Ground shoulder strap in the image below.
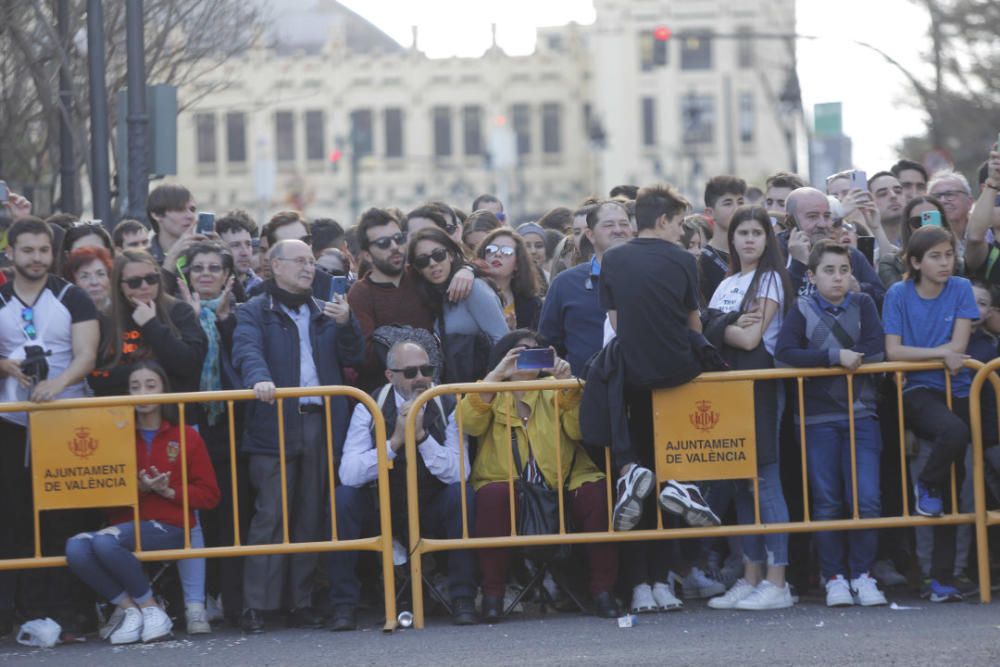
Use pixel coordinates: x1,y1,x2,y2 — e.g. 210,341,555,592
806,296,856,349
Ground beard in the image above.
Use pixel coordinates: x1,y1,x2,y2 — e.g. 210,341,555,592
372,252,404,277
14,260,50,281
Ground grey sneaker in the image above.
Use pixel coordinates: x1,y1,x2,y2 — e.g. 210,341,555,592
613,465,654,531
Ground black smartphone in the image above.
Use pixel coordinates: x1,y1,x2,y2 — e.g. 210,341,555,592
856,236,875,267
516,348,555,370
196,212,215,234
330,276,349,298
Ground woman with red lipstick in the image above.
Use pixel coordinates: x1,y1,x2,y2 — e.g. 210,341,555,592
475,228,543,330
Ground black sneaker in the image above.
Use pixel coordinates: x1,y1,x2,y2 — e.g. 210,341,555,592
613,465,655,531
240,608,265,634
658,480,721,527
327,604,357,632
452,597,478,626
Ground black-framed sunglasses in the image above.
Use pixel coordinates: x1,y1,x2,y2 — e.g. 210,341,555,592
412,247,450,270
388,364,435,379
484,245,516,258
907,216,923,229
121,273,161,289
370,232,408,250
21,307,37,340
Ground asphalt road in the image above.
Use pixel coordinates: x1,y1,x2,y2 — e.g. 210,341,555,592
3,591,999,666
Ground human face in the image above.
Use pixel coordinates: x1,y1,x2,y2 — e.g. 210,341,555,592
120,229,150,252
482,235,518,280
464,230,488,252
189,251,229,299
385,344,434,400
911,240,955,286
152,199,196,240
120,261,161,305
364,222,406,277
906,202,940,232
272,221,310,245
808,251,852,305
316,249,347,276
685,230,705,258
827,177,851,202
413,239,453,286
523,233,546,269
897,168,927,202
571,214,588,250
479,200,503,217
870,174,905,221
128,367,164,416
929,177,972,224
255,236,270,278
972,285,991,324
71,233,106,252
765,186,793,213
835,221,859,247
74,259,111,309
270,241,315,293
220,229,253,274
585,204,632,255
795,193,834,243
732,219,767,267
8,233,53,281
707,193,745,232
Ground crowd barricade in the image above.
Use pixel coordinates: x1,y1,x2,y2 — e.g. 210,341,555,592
403,360,995,629
0,386,399,632
969,358,1000,603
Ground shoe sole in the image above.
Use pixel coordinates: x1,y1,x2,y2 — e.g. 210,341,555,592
187,625,213,634
613,469,654,531
735,600,794,611
826,598,855,607
141,629,172,643
855,596,888,607
109,634,141,645
658,492,720,527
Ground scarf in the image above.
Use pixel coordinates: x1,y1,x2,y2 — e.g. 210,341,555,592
197,295,224,425
265,279,313,309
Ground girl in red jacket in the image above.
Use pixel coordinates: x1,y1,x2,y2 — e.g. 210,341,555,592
66,361,220,645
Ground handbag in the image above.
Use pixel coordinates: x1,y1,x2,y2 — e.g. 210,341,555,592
437,313,491,383
511,427,576,561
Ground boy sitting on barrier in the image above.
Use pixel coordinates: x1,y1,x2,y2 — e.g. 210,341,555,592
775,240,889,608
330,339,478,630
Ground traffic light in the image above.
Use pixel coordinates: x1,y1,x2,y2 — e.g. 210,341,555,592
653,26,671,66
329,148,342,172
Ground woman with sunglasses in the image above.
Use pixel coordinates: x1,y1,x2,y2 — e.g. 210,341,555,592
89,250,207,397
475,229,543,330
409,228,508,383
878,195,961,288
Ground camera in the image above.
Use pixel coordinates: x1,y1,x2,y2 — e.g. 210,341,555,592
21,345,51,384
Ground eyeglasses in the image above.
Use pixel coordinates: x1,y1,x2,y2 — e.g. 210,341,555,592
484,245,516,258
275,256,316,268
907,216,924,228
369,232,407,250
190,263,225,275
931,190,969,200
388,364,435,379
412,247,450,269
121,273,161,289
21,307,36,340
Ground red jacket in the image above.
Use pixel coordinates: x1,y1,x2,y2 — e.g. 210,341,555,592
108,421,220,528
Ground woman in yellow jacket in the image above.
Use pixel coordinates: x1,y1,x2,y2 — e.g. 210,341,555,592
461,329,619,622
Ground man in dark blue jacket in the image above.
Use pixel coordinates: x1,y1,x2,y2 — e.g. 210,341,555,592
233,239,364,634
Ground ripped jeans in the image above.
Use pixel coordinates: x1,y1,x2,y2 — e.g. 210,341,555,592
66,520,184,606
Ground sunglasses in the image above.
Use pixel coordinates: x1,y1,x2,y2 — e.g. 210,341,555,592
484,245,516,258
121,273,161,289
412,247,450,269
21,307,36,340
389,364,435,379
190,263,225,274
370,232,407,250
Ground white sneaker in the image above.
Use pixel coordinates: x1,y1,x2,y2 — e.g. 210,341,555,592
871,559,908,588
630,583,658,614
658,480,721,527
735,580,795,611
108,607,143,645
140,606,173,643
851,573,888,607
707,578,755,609
186,603,212,635
613,465,655,531
99,606,125,641
825,575,855,607
651,582,683,611
673,567,726,599
205,594,224,623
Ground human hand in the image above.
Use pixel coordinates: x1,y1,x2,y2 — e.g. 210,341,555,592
0,358,30,388
485,346,525,382
3,193,32,220
550,356,572,380
131,299,157,327
216,276,235,320
254,381,276,404
788,229,811,264
942,350,970,375
145,467,174,498
30,378,65,402
176,277,201,312
323,294,350,324
446,266,474,303
735,303,763,328
838,349,864,372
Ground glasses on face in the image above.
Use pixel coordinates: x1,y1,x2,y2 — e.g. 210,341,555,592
412,247,450,269
121,273,161,289
275,256,316,268
484,244,516,258
907,216,924,229
190,263,225,275
21,307,36,340
369,232,407,250
388,364,435,379
931,190,968,200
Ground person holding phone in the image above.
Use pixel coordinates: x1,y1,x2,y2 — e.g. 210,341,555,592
461,330,620,621
963,144,1000,279
878,196,957,289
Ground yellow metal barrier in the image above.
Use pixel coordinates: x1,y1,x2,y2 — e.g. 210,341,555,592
0,386,398,632
404,360,992,628
968,358,1000,603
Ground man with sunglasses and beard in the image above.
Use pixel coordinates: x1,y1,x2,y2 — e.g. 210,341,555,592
329,340,476,630
0,217,99,636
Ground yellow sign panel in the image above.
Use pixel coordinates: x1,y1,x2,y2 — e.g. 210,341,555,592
653,380,757,482
30,407,137,511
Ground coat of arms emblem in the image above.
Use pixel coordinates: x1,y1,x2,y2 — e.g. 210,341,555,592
68,427,98,458
689,400,719,432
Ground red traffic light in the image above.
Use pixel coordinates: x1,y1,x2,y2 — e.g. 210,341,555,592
653,26,672,41
328,148,343,163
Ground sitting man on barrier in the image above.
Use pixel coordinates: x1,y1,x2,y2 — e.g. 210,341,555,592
329,339,477,630
233,238,364,634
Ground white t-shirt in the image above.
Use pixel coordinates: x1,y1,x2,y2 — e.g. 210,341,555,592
708,269,784,356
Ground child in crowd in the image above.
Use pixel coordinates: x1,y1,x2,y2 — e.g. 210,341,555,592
775,240,888,607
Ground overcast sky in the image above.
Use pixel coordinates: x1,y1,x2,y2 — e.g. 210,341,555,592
337,0,932,173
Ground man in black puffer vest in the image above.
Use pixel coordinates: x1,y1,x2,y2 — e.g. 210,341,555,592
328,340,477,630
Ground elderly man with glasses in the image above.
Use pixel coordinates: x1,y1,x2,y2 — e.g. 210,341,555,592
928,170,975,251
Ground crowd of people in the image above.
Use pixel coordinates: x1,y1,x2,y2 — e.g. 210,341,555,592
1,141,999,644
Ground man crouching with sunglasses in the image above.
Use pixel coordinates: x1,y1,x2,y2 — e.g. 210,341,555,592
329,339,477,630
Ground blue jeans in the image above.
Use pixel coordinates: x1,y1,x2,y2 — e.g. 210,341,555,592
732,461,790,566
804,417,882,579
66,521,184,605
175,518,206,605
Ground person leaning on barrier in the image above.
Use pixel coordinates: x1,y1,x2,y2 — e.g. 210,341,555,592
462,330,620,622
232,239,364,634
328,340,477,630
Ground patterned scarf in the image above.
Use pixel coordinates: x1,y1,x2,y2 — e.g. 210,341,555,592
197,295,224,425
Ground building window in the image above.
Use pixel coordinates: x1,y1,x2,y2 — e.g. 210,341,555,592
350,109,373,157
641,97,656,147
681,94,715,144
680,30,713,71
739,92,755,143
736,26,754,68
432,106,452,158
195,113,216,164
304,110,325,161
275,111,295,162
225,112,245,163
384,107,403,158
541,103,561,154
639,30,655,71
463,105,483,156
511,104,531,156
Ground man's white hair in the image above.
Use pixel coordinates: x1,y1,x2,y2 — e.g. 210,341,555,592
928,169,971,195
